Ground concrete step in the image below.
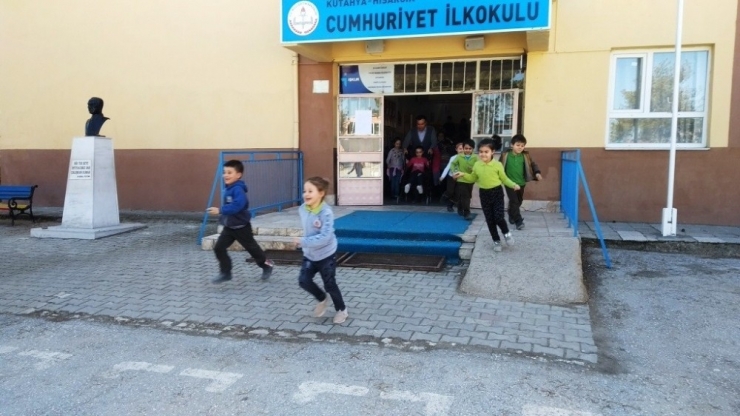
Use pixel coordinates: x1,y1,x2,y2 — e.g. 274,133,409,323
202,234,298,251
204,233,476,262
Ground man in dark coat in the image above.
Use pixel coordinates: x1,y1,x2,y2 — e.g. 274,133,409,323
403,115,437,156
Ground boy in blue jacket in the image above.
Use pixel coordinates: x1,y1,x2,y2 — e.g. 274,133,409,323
207,159,274,283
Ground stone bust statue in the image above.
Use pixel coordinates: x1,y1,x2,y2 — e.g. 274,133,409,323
85,97,109,136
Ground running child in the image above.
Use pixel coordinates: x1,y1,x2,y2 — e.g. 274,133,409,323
294,177,348,324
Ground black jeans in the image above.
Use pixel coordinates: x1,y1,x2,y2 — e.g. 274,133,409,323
505,186,526,226
444,176,456,203
479,186,510,242
298,254,346,311
214,224,268,273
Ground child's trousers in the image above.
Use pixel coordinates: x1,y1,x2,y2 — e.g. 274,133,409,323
299,253,346,311
479,186,510,242
214,224,268,273
506,186,526,226
455,182,474,214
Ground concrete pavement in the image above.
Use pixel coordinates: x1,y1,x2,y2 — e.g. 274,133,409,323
1,208,597,364
5,206,737,365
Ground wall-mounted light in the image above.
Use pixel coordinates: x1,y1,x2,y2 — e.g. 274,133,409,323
464,36,484,51
366,40,384,54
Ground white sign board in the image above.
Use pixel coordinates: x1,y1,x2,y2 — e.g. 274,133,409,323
69,159,93,180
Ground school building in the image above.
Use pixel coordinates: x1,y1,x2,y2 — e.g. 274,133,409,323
1,0,739,225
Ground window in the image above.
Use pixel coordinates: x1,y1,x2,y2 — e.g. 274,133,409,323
607,49,709,148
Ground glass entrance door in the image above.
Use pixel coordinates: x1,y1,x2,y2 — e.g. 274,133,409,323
471,89,520,150
336,95,384,205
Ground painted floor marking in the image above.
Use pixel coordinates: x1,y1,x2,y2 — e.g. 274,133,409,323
0,346,19,354
380,390,453,416
179,368,244,392
522,405,600,416
294,381,453,416
17,350,72,370
293,381,370,403
105,361,175,378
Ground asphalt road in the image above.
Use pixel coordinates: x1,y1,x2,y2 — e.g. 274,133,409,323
1,246,738,415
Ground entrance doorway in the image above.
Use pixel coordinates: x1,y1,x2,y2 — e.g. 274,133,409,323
335,58,523,206
383,94,472,205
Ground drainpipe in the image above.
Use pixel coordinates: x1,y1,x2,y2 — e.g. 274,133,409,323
661,0,684,237
292,53,300,150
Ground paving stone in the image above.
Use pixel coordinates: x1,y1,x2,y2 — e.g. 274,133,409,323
253,320,282,329
207,316,235,325
500,341,533,352
533,344,565,358
375,322,406,331
429,327,460,337
302,324,332,334
439,335,471,345
277,322,308,332
379,330,413,341
410,332,441,343
161,313,188,322
469,338,501,349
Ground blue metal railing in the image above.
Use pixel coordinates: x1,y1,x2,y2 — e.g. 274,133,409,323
561,150,612,268
197,151,303,245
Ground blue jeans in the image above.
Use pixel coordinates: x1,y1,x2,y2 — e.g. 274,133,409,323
298,254,346,311
390,170,402,197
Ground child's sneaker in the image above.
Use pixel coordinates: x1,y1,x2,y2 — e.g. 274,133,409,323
493,241,502,252
516,222,525,230
261,260,274,280
211,272,232,284
416,185,424,194
404,183,411,194
314,296,329,317
504,232,514,245
333,308,349,324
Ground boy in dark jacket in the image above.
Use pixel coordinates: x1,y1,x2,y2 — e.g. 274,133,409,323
207,159,274,283
499,134,543,230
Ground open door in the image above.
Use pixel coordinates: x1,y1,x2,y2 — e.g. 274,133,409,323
336,94,384,205
471,89,520,150
470,89,520,209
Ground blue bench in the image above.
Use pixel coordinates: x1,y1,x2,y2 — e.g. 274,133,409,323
0,185,38,225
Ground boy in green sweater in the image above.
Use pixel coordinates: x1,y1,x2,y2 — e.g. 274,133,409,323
450,139,478,220
499,134,542,230
454,138,520,252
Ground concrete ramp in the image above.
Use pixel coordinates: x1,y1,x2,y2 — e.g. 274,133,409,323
461,231,587,304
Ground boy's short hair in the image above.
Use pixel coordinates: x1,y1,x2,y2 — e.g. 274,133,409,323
224,159,244,174
463,139,475,148
414,146,424,153
511,134,527,145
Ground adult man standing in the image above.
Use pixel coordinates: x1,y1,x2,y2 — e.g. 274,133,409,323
403,115,437,156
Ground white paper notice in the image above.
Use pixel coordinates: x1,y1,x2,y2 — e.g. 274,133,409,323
354,110,372,135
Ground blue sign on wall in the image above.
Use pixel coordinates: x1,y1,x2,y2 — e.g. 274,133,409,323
281,0,550,44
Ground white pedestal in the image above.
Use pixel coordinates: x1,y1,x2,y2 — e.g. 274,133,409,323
31,137,145,239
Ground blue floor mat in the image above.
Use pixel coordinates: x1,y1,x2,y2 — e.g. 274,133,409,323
334,211,474,263
334,211,474,241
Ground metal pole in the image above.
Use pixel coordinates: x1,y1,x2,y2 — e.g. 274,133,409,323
661,0,684,237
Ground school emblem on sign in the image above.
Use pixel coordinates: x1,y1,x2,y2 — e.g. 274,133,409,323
287,1,319,36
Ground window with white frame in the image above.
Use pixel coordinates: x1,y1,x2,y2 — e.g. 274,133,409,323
607,49,709,148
